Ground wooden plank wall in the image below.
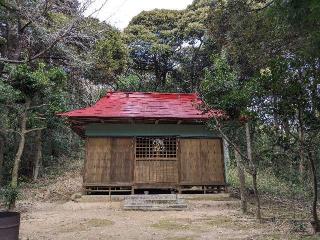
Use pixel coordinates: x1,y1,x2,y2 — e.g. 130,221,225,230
179,138,225,185
179,139,202,184
84,137,225,187
135,160,178,184
110,138,134,183
134,161,149,184
84,138,134,185
84,138,111,184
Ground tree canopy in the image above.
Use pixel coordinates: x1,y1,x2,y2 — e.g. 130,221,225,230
1,0,320,235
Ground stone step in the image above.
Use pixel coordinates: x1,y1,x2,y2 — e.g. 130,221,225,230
123,194,187,211
123,203,187,211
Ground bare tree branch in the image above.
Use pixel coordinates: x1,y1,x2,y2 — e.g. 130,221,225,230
18,0,51,33
28,104,48,110
0,1,18,12
0,0,109,64
29,0,109,62
24,127,46,134
0,58,25,64
249,0,275,12
211,117,251,163
0,128,22,137
0,104,19,110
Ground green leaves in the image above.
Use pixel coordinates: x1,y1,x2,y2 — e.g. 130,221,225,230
0,185,20,209
9,63,67,98
253,56,320,127
94,31,128,79
0,79,21,103
124,2,212,90
201,53,252,119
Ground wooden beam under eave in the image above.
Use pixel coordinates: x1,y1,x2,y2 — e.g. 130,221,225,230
177,120,182,125
155,120,159,125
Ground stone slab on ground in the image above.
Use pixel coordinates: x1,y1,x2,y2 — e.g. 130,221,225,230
78,193,231,203
123,194,187,211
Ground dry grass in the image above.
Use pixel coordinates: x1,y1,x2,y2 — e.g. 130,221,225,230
151,214,264,234
166,237,197,240
151,219,193,231
85,218,114,227
187,195,235,202
203,215,233,227
61,218,114,233
199,214,264,231
20,159,83,202
255,233,320,240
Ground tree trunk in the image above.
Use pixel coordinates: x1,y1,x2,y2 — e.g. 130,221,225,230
223,139,230,183
298,108,305,179
0,134,5,186
161,71,167,87
154,57,162,88
33,130,42,181
10,98,30,209
234,147,247,214
245,122,261,221
308,151,320,233
298,128,305,177
252,171,261,221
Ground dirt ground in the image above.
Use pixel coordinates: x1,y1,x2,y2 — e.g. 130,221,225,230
16,166,315,240
17,194,311,240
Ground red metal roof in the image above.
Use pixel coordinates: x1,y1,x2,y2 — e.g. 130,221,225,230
59,92,221,121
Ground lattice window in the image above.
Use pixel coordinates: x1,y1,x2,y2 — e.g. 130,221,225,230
135,137,177,160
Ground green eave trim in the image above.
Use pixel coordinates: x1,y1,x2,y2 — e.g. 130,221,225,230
85,123,218,137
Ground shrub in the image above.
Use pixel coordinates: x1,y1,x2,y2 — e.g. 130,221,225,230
0,186,20,209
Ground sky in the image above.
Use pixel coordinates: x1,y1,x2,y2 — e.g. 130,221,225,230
85,0,194,30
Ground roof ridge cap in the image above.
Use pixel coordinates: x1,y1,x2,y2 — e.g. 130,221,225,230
106,91,199,95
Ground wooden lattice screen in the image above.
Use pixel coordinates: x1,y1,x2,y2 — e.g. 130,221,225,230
135,137,178,184
135,137,177,160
